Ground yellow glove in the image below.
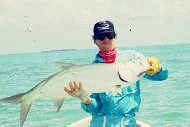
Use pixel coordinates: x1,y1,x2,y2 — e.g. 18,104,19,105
146,56,161,76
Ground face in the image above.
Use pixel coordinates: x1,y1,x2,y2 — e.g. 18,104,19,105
94,32,116,51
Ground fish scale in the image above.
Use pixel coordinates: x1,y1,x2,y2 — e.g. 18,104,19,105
0,59,148,127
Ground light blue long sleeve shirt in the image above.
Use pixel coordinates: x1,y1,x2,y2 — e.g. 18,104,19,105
81,49,169,127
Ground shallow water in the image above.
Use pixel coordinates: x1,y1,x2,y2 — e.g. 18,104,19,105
0,43,190,126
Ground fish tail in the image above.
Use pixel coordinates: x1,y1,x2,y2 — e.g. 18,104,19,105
0,93,25,103
0,93,33,127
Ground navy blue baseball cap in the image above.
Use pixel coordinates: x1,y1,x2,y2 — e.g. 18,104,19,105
93,20,115,35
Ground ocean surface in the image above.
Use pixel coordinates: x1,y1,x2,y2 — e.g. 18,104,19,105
0,43,190,127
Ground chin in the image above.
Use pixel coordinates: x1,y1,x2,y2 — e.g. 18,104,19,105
102,46,115,51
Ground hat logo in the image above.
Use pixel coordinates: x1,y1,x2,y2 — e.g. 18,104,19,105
97,21,110,31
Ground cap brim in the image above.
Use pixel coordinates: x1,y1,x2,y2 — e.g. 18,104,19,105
94,31,115,35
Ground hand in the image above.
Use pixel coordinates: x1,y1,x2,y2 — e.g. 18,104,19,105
64,81,91,104
146,56,161,76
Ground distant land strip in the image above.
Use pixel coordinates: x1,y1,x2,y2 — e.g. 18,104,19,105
42,49,76,52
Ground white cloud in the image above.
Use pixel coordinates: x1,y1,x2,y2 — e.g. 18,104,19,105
0,0,190,54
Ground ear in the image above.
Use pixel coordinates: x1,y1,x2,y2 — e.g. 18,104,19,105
92,35,95,40
115,33,117,39
94,40,97,44
92,35,96,43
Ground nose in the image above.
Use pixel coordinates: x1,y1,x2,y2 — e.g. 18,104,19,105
103,37,109,41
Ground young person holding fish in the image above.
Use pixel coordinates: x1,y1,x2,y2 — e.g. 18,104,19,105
65,20,169,127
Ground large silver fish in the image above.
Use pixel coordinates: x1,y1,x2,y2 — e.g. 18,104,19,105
0,59,148,127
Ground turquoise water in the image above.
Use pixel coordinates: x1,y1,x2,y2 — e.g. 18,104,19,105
0,43,190,126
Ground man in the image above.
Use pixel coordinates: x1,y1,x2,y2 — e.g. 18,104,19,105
65,20,168,126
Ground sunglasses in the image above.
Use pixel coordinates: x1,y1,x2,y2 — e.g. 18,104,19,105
94,33,116,40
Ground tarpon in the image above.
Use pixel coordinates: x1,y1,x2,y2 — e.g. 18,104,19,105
0,59,149,127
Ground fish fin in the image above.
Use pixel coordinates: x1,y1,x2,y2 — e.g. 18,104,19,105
0,93,25,103
55,98,65,112
20,101,32,127
0,93,31,127
54,62,76,70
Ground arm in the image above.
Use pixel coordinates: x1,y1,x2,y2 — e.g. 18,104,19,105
126,51,169,81
64,81,101,114
144,62,169,81
81,93,101,114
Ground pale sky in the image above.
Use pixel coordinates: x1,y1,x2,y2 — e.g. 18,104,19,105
0,0,190,54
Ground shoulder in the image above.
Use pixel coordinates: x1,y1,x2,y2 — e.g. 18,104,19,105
117,49,140,55
116,49,144,62
92,54,104,63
